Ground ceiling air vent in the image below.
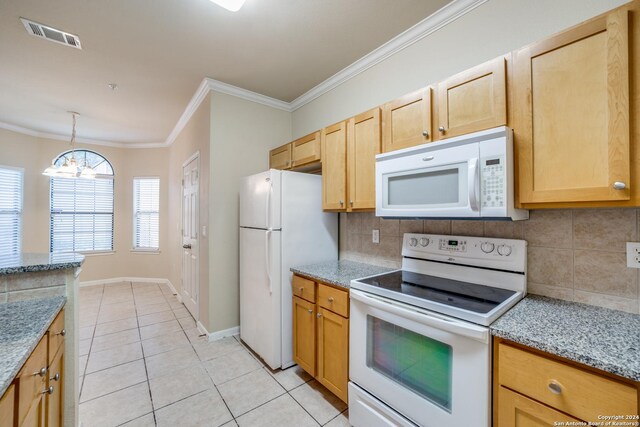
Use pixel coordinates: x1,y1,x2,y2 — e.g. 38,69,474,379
20,18,82,50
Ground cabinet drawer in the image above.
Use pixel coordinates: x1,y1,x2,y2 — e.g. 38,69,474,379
48,309,65,365
17,335,48,425
317,283,348,317
292,275,316,303
498,343,638,422
0,384,15,427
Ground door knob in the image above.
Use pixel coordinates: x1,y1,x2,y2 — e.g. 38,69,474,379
182,244,191,249
50,373,60,382
422,130,429,137
438,126,446,133
42,386,54,395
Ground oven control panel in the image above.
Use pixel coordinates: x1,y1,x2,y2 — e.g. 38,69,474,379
402,233,526,273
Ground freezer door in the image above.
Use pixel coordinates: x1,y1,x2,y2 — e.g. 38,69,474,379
239,170,282,230
239,227,282,369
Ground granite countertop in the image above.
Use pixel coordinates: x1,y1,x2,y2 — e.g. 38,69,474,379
491,295,640,382
291,260,395,288
0,296,66,396
0,253,84,275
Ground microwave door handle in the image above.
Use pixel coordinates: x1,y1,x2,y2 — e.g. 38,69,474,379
468,157,480,211
350,289,489,343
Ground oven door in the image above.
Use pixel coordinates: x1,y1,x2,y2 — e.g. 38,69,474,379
349,289,490,427
376,141,480,218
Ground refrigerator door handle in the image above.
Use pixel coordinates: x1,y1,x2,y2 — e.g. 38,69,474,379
265,177,272,230
265,229,272,294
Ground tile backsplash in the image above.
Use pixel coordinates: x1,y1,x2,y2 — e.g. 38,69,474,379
339,209,640,314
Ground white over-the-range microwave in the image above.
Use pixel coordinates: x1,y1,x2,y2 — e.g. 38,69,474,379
376,126,529,220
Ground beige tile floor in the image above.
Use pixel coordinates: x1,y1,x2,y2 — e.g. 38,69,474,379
77,281,349,427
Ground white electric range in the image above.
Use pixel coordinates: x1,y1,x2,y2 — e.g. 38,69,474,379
348,233,527,427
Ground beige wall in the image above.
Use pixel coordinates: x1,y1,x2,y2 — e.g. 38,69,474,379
0,128,170,282
167,93,211,329
291,0,628,138
340,211,640,315
208,91,292,333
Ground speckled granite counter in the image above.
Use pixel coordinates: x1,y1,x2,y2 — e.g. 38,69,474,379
291,260,394,288
0,296,66,396
0,253,84,275
491,295,640,381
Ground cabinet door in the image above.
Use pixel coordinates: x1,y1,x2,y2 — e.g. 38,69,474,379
321,122,347,210
497,387,582,427
515,10,630,204
46,348,64,427
292,132,321,168
316,307,349,403
0,384,15,427
18,336,47,426
382,87,432,153
21,395,45,427
347,108,381,211
269,144,292,170
436,56,506,140
292,296,316,377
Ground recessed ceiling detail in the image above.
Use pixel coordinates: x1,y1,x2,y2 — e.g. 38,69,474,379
20,18,82,49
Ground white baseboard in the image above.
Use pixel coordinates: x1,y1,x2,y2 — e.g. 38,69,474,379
208,326,240,342
79,277,178,297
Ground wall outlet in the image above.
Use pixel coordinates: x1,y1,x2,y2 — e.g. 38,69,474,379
626,242,640,268
372,229,380,244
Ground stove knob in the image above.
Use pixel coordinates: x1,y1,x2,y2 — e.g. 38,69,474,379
497,244,512,256
419,237,429,247
480,242,495,253
409,237,418,247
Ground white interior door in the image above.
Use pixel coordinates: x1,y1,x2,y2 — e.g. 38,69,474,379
182,154,199,318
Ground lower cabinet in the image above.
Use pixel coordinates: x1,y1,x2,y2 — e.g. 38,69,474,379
46,347,64,427
0,384,15,427
292,275,350,403
498,387,582,426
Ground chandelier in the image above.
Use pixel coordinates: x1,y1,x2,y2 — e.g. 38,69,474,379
42,112,97,179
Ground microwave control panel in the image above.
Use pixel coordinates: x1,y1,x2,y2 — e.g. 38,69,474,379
481,156,505,208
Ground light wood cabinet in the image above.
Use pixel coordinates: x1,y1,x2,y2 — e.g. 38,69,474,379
292,296,316,377
435,56,507,140
347,108,381,211
292,132,321,168
291,275,350,403
269,144,292,170
494,339,639,426
46,310,65,427
321,121,348,210
382,88,432,153
18,335,48,426
0,384,15,427
514,8,631,205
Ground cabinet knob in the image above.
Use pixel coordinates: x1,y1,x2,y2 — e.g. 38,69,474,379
349,200,353,206
613,181,626,190
438,126,445,133
286,160,290,166
42,386,54,395
328,297,334,303
547,380,562,395
307,309,312,314
317,313,322,318
422,130,429,137
58,329,66,337
339,200,344,206
33,367,47,377
50,373,60,382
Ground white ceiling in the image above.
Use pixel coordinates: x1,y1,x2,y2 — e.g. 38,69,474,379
0,0,452,145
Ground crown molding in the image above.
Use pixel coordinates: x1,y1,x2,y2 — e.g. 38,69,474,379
289,0,487,110
1,0,485,149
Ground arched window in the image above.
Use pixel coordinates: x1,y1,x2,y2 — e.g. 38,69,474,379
50,150,114,253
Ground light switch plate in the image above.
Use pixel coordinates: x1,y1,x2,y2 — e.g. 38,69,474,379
372,229,380,244
626,242,640,268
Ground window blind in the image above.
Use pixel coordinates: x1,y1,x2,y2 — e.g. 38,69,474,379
133,178,159,250
50,177,114,253
0,167,23,256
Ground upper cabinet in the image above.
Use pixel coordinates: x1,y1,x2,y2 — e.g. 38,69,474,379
381,88,432,153
435,56,507,140
514,8,631,205
348,108,381,210
269,144,292,170
292,132,321,168
322,121,348,210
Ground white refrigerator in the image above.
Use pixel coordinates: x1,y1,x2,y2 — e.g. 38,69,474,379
239,169,338,370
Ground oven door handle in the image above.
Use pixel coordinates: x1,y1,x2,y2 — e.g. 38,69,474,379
350,289,489,344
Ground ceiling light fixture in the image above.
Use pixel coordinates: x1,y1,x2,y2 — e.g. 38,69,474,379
209,0,246,12
43,112,96,179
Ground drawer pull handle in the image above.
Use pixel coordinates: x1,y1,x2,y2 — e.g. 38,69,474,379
547,380,562,395
58,329,66,337
42,386,54,395
307,309,313,314
328,297,334,303
50,373,60,382
33,367,47,377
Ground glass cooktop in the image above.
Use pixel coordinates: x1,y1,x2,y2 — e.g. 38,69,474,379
356,270,516,314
